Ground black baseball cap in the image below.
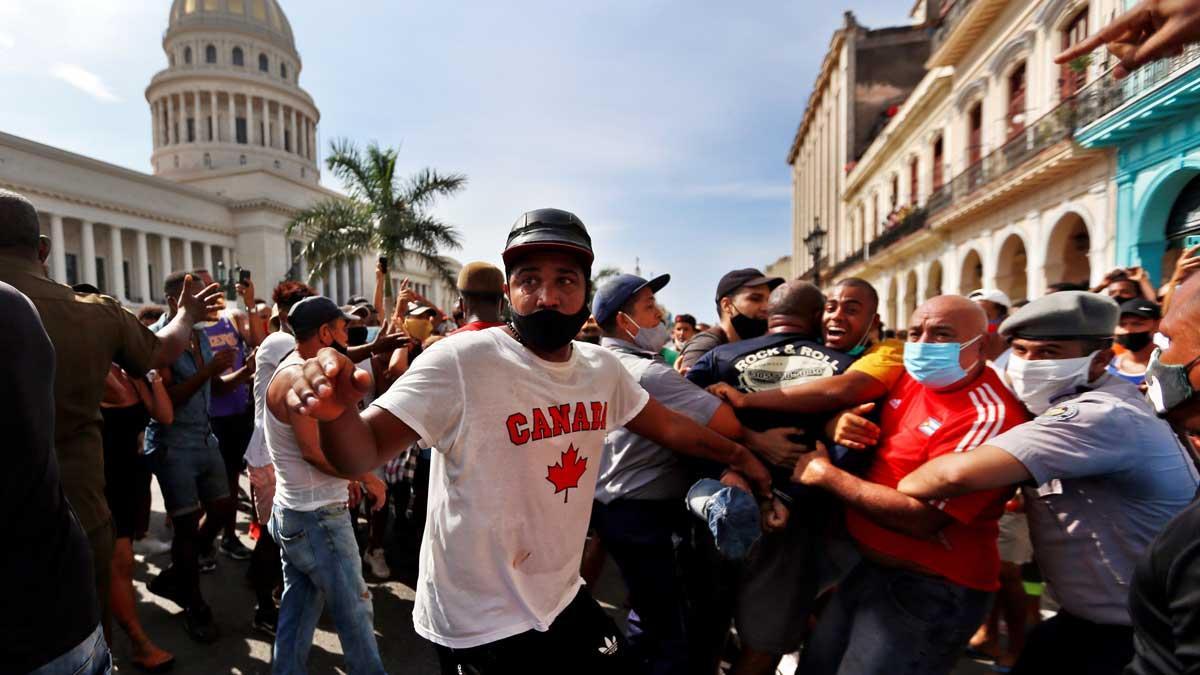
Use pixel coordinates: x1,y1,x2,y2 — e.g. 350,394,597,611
502,208,594,269
714,268,784,303
591,273,671,325
1119,298,1161,320
289,296,356,336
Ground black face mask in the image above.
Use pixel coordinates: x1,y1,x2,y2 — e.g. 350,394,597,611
347,325,368,347
1116,331,1152,352
510,305,591,353
329,340,350,356
730,308,767,341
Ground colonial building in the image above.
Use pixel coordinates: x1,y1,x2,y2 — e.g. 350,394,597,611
0,0,459,311
792,0,1139,331
787,9,933,282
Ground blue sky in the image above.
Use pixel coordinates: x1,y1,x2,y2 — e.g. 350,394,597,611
0,0,908,322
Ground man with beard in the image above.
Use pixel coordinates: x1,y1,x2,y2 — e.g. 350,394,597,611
675,268,782,373
278,208,774,674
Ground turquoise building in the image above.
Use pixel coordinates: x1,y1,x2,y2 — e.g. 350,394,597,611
1076,48,1200,286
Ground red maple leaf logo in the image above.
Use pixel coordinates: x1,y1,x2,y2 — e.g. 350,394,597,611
546,444,588,503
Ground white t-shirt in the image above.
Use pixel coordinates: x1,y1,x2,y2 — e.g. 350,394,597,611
371,328,649,649
245,331,297,468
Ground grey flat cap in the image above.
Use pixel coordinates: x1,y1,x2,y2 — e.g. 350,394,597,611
998,291,1118,340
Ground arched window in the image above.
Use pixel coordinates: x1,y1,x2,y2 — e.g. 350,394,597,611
967,101,983,165
909,156,919,206
1007,62,1027,138
205,44,216,64
258,53,269,72
232,47,244,66
280,63,288,80
1061,7,1090,99
184,46,193,65
932,134,945,189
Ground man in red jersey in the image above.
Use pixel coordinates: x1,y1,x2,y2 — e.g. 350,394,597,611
792,294,1028,675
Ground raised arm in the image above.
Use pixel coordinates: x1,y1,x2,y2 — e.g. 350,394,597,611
135,370,174,425
153,275,224,369
897,445,1032,500
625,397,773,498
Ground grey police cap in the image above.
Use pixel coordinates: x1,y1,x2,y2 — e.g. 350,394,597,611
998,290,1118,340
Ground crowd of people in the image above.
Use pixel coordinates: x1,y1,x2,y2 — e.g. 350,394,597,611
9,3,1200,674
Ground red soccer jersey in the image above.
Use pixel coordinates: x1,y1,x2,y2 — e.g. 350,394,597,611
845,368,1029,591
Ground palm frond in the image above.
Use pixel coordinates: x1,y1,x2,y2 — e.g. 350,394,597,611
287,199,374,282
325,138,377,203
401,168,468,210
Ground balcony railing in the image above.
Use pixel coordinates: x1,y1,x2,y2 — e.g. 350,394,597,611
830,207,928,275
1072,43,1200,135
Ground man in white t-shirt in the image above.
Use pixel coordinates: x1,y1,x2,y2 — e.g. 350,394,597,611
280,208,774,673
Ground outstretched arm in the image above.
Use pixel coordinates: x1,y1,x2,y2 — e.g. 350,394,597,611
626,397,773,498
711,371,887,415
793,442,952,540
898,446,1032,500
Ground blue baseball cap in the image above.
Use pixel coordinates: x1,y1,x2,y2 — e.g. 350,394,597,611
591,273,670,325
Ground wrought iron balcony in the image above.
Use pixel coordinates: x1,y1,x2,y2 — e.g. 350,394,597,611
1073,43,1200,145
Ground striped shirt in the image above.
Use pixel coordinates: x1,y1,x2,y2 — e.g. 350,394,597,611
846,368,1029,591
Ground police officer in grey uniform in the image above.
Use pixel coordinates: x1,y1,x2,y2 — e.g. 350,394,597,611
897,291,1199,675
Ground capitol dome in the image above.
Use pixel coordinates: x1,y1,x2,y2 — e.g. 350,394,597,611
167,0,296,57
148,0,320,184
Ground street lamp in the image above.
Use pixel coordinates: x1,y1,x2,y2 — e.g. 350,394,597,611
804,217,828,286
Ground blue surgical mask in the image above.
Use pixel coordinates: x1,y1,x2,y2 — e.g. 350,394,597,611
622,312,671,353
903,335,981,388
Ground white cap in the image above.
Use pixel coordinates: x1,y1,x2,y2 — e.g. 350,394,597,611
967,288,1011,309
408,303,436,317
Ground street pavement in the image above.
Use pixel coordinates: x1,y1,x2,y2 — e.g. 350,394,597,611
116,475,993,674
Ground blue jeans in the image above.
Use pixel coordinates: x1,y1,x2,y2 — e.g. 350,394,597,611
800,559,989,675
270,503,385,675
28,624,111,675
592,499,690,675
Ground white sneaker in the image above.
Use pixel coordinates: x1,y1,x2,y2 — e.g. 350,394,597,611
363,548,391,580
133,537,172,556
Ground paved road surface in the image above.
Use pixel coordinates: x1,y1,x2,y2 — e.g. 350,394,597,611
114,475,993,674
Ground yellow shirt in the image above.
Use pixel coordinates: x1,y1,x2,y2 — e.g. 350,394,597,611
847,339,906,390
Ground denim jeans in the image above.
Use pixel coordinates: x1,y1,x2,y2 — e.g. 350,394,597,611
800,559,989,675
28,624,111,675
270,503,385,675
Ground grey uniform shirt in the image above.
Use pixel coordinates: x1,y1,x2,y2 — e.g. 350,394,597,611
988,373,1199,625
595,337,722,504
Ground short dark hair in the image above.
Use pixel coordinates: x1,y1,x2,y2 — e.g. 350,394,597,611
272,281,316,312
137,306,165,323
0,189,41,250
833,277,880,313
674,314,697,329
163,270,191,299
1047,281,1088,293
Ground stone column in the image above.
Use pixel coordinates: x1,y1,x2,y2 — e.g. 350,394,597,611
222,247,231,274
151,101,160,147
109,224,126,301
136,230,151,304
308,121,316,160
81,220,97,286
182,239,194,272
297,114,306,158
291,108,298,154
327,265,339,303
203,243,214,275
227,91,236,143
247,94,255,146
298,249,308,284
159,235,172,300
165,94,175,145
337,261,349,304
49,214,66,282
276,101,284,150
209,91,217,143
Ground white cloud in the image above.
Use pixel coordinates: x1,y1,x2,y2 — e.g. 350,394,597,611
50,63,121,103
0,32,14,50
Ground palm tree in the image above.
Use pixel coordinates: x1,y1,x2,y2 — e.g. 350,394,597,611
287,138,467,287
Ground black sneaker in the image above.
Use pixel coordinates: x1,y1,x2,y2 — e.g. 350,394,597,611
252,605,278,637
198,549,217,574
220,536,253,561
183,603,220,644
148,569,186,607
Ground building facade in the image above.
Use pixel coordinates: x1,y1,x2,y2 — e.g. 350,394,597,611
0,0,458,310
793,0,1132,332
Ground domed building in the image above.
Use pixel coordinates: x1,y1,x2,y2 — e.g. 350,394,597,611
0,0,459,311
